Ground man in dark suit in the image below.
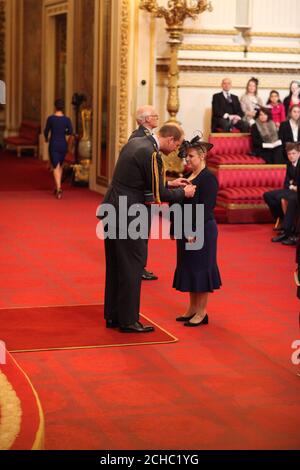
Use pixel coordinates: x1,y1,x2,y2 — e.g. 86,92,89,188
264,142,299,245
297,235,300,299
129,105,159,280
212,78,249,132
98,124,196,333
278,106,300,161
129,105,159,141
296,156,300,298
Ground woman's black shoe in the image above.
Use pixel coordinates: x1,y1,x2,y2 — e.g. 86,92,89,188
55,189,63,199
184,314,209,327
176,313,196,322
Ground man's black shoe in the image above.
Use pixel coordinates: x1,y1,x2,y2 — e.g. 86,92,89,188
142,269,158,280
271,232,288,243
106,319,119,328
119,321,155,333
282,236,297,246
273,219,283,231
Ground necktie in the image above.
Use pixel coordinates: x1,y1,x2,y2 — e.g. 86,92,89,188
226,92,232,103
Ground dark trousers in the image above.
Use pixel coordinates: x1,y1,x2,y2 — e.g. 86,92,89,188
282,193,298,233
215,117,249,133
144,206,152,269
259,147,285,164
104,236,147,326
264,189,298,234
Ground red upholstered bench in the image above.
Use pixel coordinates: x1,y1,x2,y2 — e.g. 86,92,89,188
215,128,241,133
216,165,286,190
214,164,286,223
4,120,40,157
206,133,286,223
207,133,265,166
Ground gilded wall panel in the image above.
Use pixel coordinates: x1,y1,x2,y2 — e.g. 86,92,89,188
22,0,43,121
0,0,4,80
81,0,94,107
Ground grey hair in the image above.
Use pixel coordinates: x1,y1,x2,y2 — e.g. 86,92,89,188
136,112,150,124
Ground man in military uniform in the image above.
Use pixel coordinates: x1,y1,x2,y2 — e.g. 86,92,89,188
129,105,160,280
99,124,195,333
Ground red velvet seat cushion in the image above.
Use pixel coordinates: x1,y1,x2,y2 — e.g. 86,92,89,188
208,135,252,156
217,186,276,205
207,135,268,165
215,128,240,133
208,154,264,165
4,120,40,146
216,167,286,189
4,136,35,145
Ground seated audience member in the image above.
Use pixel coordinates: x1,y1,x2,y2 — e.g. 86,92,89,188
266,90,286,129
211,78,249,133
264,142,300,246
297,180,300,298
251,107,284,164
296,239,300,299
279,104,300,160
283,80,300,116
240,77,263,127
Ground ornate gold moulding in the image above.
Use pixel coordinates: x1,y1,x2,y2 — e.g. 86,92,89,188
179,44,300,54
139,0,213,122
158,57,300,65
183,28,300,39
157,64,300,75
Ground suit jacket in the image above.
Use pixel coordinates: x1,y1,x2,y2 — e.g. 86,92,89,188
297,165,300,272
129,125,153,140
212,92,244,131
279,120,300,144
283,160,299,189
296,175,300,300
100,136,184,224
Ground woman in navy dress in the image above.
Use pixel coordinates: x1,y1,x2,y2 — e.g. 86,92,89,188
173,138,222,326
44,99,73,199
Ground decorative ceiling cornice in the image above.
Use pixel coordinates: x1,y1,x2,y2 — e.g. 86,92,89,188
157,64,300,74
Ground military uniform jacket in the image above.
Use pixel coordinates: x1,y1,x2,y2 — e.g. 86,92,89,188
101,136,185,221
129,125,152,140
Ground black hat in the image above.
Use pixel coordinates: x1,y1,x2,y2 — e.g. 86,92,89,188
178,134,213,159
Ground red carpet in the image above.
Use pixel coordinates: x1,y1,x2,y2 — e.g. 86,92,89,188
0,350,44,450
1,152,300,450
0,305,177,352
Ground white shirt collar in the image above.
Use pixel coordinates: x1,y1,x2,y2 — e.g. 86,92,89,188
223,91,230,98
289,119,298,127
143,125,153,133
153,134,160,150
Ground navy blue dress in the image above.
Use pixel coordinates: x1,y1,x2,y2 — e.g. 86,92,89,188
173,167,222,293
44,115,73,168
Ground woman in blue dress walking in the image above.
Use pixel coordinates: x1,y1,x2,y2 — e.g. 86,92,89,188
44,99,73,199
